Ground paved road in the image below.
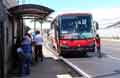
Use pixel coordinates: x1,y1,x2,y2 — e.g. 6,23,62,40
63,40,120,78
44,34,120,78
101,40,120,58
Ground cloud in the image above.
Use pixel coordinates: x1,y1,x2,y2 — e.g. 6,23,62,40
26,7,120,32
50,9,90,19
91,8,120,36
50,8,120,28
91,8,120,19
90,8,120,28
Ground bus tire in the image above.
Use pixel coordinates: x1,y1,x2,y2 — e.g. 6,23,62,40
59,51,67,56
81,51,87,56
60,52,64,56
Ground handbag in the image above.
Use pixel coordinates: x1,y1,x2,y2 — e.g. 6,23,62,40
17,47,26,61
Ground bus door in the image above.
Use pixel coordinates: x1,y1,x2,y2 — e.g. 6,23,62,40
54,20,60,52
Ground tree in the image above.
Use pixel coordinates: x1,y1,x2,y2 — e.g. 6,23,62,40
24,25,31,33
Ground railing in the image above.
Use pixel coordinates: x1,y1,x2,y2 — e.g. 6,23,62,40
100,37,120,40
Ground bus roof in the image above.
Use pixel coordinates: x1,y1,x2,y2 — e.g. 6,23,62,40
58,13,92,17
51,12,92,23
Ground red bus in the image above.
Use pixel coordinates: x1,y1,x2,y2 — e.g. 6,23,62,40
49,13,101,57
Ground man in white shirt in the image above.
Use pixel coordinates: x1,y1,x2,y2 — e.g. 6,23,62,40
34,31,43,62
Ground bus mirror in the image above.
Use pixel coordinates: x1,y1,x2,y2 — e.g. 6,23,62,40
96,22,99,30
93,21,99,30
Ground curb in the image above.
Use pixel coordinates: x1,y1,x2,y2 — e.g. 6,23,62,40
60,57,92,78
45,41,59,56
45,41,92,78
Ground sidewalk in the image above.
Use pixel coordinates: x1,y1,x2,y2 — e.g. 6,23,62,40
9,46,80,78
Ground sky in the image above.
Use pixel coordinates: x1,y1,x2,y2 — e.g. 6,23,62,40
23,0,120,29
23,0,120,11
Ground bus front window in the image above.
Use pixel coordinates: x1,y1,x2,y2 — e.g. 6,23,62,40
60,15,94,39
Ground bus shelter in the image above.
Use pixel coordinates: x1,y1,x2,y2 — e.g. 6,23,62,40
8,4,54,41
6,4,54,77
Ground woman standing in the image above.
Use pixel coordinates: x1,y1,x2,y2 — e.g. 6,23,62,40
21,33,32,76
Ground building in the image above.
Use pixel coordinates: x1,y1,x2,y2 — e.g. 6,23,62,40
0,0,17,77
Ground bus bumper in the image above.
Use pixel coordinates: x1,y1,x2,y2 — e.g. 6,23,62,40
60,46,95,52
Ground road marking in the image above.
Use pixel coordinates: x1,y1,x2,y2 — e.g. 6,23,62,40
107,55,120,61
60,57,92,78
57,74,72,78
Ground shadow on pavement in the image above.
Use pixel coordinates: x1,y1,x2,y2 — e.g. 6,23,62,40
8,57,81,78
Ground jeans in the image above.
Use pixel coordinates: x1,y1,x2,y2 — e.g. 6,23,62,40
21,53,32,76
35,45,43,62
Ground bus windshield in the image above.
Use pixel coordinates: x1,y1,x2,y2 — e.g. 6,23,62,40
60,15,94,39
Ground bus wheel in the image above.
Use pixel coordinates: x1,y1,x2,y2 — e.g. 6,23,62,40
60,52,64,56
59,51,67,57
58,49,63,56
81,51,87,57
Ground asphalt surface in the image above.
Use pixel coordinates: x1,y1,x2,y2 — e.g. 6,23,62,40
63,40,120,78
101,40,120,58
45,33,120,78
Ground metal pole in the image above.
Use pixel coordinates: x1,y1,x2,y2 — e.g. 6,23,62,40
40,21,43,35
34,18,36,32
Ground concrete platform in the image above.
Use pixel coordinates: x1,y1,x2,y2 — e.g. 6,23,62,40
9,46,80,78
